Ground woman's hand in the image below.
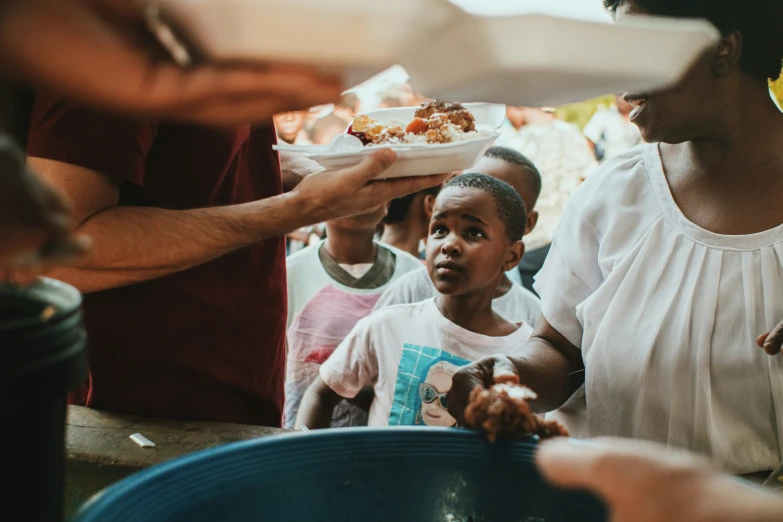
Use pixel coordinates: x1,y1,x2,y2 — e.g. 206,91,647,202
447,355,519,426
757,323,783,356
537,437,783,522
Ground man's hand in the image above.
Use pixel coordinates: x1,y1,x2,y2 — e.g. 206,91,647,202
537,437,783,522
0,0,343,125
291,149,448,225
447,355,519,426
757,323,783,356
0,138,88,283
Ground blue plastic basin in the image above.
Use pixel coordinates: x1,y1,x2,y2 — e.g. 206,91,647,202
74,428,607,522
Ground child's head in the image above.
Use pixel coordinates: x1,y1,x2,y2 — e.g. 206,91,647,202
426,173,526,297
327,204,389,234
383,185,441,231
471,146,541,236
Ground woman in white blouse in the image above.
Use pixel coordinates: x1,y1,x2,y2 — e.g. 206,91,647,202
450,0,783,475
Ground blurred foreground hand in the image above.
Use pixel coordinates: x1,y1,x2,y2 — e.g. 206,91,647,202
0,136,88,284
0,0,343,126
537,437,783,522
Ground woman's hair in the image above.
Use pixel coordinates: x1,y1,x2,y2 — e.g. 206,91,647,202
603,0,783,80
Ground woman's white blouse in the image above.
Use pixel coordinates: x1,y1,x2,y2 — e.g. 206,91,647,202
535,143,783,474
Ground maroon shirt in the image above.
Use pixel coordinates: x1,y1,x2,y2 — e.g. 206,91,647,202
27,92,287,426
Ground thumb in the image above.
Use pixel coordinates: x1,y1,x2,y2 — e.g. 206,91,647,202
338,149,397,187
537,438,614,493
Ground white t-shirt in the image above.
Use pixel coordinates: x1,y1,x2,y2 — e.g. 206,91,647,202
583,107,642,163
373,267,541,327
287,241,423,329
284,241,423,428
535,143,783,474
321,299,534,427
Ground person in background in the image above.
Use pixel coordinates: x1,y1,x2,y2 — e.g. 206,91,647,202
374,146,542,326
449,0,783,476
331,92,361,124
311,113,351,145
496,106,596,290
583,94,642,162
379,186,441,259
284,204,422,428
273,111,310,145
538,438,783,522
296,174,532,429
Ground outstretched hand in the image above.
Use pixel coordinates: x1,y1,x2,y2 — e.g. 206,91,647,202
291,149,448,225
446,355,519,426
0,0,343,125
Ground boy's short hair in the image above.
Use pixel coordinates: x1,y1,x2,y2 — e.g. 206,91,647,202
384,186,442,224
444,173,527,242
484,146,542,201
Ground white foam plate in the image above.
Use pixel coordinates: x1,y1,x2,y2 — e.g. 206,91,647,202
399,7,721,107
274,103,504,179
153,0,452,87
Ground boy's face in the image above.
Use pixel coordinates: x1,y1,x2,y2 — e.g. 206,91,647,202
426,187,524,296
328,203,389,232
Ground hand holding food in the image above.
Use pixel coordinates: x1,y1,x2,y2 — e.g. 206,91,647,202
757,322,783,356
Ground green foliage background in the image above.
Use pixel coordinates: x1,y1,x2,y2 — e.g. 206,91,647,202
556,74,783,130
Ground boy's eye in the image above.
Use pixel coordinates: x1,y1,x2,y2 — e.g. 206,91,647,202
432,225,448,236
466,228,485,239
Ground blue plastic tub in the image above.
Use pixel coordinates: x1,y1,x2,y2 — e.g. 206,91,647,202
74,428,607,522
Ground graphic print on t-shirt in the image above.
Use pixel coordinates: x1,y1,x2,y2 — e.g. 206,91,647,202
284,285,382,428
388,345,470,427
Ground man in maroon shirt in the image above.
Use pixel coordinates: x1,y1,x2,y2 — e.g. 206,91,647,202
26,92,442,426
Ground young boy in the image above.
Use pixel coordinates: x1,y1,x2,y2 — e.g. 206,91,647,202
284,204,422,428
373,146,542,326
296,174,533,429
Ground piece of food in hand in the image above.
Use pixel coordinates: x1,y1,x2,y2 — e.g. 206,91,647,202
464,383,569,443
346,100,488,146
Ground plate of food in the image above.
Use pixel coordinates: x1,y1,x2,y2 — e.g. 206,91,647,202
274,101,505,179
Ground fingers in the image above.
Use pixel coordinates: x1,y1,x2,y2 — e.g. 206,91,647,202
759,322,783,356
340,150,398,186
537,437,709,499
447,367,486,426
490,356,520,385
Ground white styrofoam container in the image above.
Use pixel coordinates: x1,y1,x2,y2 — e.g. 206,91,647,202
155,0,454,87
278,103,504,179
399,10,721,107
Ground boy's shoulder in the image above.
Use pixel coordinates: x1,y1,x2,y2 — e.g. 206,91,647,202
362,299,434,329
286,242,321,271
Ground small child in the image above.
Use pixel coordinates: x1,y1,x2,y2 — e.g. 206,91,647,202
284,205,422,428
296,174,533,429
373,146,542,326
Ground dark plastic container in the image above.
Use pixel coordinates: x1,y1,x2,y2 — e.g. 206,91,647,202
0,278,87,522
74,428,607,522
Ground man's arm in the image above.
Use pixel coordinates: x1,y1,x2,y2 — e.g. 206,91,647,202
30,150,446,293
295,376,344,429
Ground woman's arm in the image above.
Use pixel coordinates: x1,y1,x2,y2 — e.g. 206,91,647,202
295,377,345,430
448,316,583,424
